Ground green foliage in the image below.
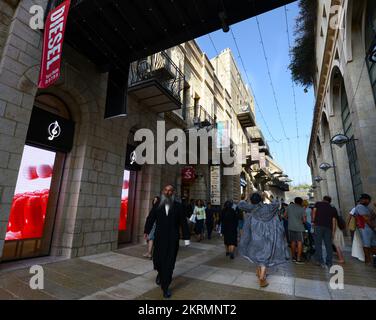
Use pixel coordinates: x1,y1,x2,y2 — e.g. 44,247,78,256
289,0,317,89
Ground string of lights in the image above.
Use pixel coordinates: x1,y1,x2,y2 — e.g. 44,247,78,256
227,29,282,144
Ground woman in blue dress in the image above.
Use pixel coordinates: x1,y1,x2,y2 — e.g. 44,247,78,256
238,192,289,288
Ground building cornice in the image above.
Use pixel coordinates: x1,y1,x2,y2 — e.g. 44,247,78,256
307,0,342,165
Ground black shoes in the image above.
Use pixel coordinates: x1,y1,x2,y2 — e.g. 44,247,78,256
155,274,161,286
226,252,230,256
230,253,235,260
163,289,172,299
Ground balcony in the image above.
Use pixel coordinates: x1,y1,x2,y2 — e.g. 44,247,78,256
187,105,216,129
236,104,256,128
128,52,185,113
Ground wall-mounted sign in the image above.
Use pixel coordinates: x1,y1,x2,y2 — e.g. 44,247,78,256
210,166,221,205
125,144,142,171
38,0,71,89
259,152,266,169
250,143,260,161
182,166,196,183
26,107,75,153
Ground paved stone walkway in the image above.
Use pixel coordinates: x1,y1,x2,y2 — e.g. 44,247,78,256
0,234,375,300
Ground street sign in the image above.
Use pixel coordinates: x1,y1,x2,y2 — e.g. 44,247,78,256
210,166,221,205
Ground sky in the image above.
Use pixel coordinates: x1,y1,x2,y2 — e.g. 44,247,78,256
196,2,315,186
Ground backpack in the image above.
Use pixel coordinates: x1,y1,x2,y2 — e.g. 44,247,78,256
337,215,346,231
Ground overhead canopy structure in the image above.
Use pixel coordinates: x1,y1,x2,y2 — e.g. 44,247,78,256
49,0,296,117
63,0,296,70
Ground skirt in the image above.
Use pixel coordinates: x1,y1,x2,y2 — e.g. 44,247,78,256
333,228,345,250
194,219,205,234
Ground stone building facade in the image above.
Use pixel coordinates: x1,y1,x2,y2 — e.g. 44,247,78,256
0,0,287,262
308,0,376,218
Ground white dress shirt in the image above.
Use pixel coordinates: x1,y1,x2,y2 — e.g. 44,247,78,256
165,203,170,216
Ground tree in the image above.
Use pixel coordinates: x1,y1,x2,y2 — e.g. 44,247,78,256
288,0,317,89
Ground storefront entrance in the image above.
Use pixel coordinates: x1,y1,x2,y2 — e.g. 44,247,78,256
2,95,74,262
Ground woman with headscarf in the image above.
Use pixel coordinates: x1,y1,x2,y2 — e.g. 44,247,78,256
238,192,289,288
220,200,239,259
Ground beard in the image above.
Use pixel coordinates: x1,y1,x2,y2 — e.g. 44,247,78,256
159,194,175,208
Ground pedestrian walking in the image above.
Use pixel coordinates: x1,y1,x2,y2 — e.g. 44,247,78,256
333,214,345,264
238,192,289,288
205,203,215,240
220,201,239,259
188,199,196,235
311,196,338,268
143,184,190,299
143,196,160,259
280,203,289,242
350,194,376,265
287,197,306,264
193,200,206,242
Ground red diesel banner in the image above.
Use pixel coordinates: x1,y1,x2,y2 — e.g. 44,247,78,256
38,0,71,89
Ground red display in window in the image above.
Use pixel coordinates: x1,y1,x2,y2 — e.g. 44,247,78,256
6,190,50,240
118,171,130,231
5,145,55,241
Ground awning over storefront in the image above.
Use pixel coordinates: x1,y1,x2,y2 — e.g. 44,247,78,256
62,0,296,71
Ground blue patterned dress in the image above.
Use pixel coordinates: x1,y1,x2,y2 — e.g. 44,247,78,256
238,200,290,268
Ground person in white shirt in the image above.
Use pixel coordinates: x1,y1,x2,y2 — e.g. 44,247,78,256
144,184,190,298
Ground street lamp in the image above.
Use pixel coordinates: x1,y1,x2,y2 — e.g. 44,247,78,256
314,176,324,183
328,133,353,214
330,134,350,148
319,162,335,172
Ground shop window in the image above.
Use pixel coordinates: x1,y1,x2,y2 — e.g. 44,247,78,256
119,170,130,231
6,146,55,240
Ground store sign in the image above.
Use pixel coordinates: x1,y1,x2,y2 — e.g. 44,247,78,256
182,166,196,183
210,166,221,205
26,107,75,153
250,143,260,161
259,152,266,169
125,144,142,171
38,0,71,89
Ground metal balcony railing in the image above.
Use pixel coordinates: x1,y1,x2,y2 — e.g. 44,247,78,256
187,105,216,128
128,51,185,103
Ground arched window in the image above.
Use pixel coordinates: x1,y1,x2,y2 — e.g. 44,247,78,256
340,79,363,201
365,0,376,101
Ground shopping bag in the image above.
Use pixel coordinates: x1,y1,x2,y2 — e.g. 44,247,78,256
189,213,197,224
351,228,365,262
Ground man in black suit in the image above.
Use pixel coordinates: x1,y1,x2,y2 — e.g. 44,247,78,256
144,184,190,298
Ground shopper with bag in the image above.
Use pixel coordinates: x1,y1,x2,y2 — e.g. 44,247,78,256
351,194,376,265
193,200,206,242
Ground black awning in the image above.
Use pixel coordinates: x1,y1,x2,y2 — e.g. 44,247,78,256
64,0,296,71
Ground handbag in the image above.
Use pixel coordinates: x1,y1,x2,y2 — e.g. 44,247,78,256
351,229,365,262
348,215,356,232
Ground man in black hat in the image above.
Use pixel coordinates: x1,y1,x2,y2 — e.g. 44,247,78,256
351,194,376,264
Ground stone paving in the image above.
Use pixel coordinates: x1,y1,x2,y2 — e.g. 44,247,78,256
0,234,375,300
